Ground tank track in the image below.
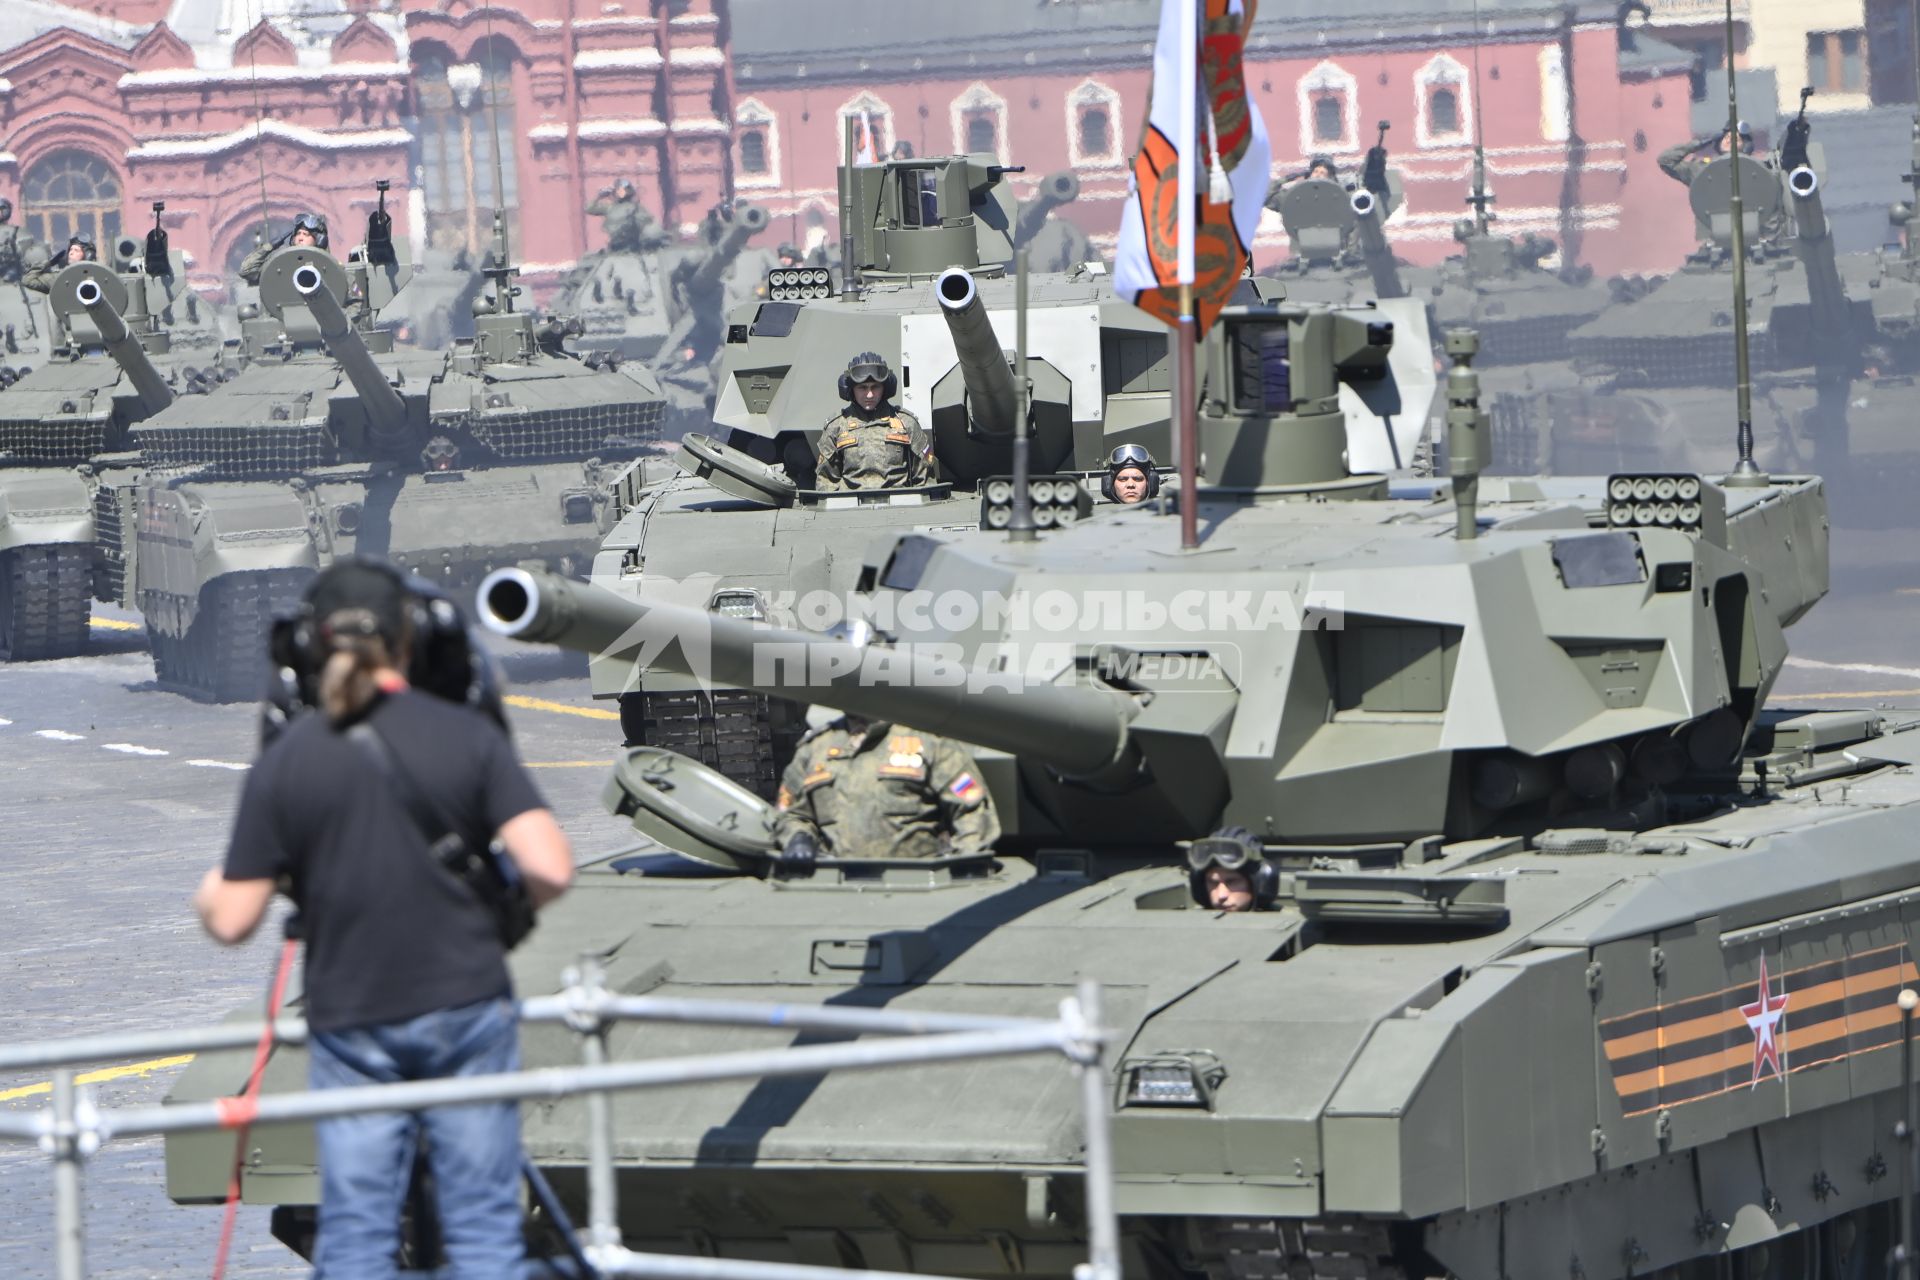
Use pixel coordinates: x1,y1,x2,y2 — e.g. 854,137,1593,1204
619,690,804,800
0,545,93,662
1191,1218,1409,1280
150,569,311,704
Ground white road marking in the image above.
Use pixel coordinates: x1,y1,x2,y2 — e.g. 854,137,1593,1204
0,717,11,726
33,729,84,741
1786,656,1920,680
103,743,169,756
185,759,249,771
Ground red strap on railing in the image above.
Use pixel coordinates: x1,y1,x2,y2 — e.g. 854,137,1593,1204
211,936,299,1280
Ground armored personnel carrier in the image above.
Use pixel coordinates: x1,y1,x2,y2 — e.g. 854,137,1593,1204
123,215,666,700
0,220,234,661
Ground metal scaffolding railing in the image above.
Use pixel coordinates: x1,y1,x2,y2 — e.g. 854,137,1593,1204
0,964,1119,1280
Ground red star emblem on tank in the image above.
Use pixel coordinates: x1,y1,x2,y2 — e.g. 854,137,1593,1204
1740,952,1790,1087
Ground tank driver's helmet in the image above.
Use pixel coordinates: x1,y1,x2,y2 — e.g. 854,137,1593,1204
838,351,897,401
1186,827,1279,909
287,212,329,249
1101,442,1162,502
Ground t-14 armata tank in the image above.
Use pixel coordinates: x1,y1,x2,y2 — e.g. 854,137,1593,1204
125,213,666,700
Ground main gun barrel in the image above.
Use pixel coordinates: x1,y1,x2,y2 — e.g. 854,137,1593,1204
1349,189,1407,301
1785,165,1856,375
478,568,1135,778
72,275,173,417
934,268,1021,439
1013,171,1081,249
288,260,411,441
686,203,770,298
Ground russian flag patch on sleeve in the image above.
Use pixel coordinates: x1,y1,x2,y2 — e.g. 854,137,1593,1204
949,773,982,804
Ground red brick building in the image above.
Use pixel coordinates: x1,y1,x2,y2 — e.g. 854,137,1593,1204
0,0,1702,300
726,0,1702,276
0,0,733,296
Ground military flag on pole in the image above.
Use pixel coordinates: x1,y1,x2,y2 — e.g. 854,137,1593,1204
1113,0,1270,333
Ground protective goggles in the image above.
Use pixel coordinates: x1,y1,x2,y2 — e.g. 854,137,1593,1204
1186,832,1262,873
291,213,327,233
847,364,889,386
1108,444,1153,471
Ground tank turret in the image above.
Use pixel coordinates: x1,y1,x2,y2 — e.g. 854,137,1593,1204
266,249,412,445
680,203,771,303
58,266,172,418
844,154,1021,281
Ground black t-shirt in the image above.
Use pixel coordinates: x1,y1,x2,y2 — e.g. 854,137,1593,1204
224,690,547,1033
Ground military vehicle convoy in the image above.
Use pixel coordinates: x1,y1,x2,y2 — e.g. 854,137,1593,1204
0,221,232,662
585,150,1311,794
119,215,666,700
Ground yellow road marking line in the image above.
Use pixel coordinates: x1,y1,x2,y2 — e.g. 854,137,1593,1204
89,616,141,632
504,694,620,722
526,760,610,769
1780,689,1920,701
0,1054,195,1104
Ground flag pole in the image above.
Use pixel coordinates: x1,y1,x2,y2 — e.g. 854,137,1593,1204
1176,0,1200,550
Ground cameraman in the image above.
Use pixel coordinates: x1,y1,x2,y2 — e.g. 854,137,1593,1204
193,560,573,1279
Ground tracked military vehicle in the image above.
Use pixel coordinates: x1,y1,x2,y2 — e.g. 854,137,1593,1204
585,151,1356,794
0,218,236,661
124,213,666,700
1259,122,1409,307
1013,169,1096,273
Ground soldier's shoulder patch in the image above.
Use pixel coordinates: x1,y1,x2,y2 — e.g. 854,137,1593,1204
948,772,984,804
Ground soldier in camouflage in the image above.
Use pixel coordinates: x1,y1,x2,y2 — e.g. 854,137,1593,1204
814,353,936,491
237,212,329,285
772,712,1000,866
23,234,96,293
587,178,669,254
0,199,43,285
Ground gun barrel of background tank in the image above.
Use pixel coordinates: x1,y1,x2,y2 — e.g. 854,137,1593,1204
1014,171,1081,247
1785,166,1855,363
934,268,1021,439
74,277,173,417
687,203,770,296
290,263,410,439
1349,190,1408,301
478,568,1135,778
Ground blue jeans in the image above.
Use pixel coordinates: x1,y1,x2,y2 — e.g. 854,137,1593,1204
309,995,524,1279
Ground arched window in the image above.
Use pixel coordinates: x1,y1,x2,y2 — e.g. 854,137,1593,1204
950,83,1008,164
1298,61,1358,155
1414,53,1472,147
23,150,121,249
838,92,894,163
412,41,521,257
735,97,780,187
1066,79,1123,166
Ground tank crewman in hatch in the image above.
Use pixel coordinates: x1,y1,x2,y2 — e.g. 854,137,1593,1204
1658,121,1753,187
238,212,330,285
771,711,1001,867
1102,443,1161,505
587,178,669,254
1187,828,1279,913
0,198,43,284
814,352,937,491
23,234,96,293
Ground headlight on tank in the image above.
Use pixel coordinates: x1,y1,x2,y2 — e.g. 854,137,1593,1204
560,488,596,523
709,589,766,621
1119,1052,1226,1110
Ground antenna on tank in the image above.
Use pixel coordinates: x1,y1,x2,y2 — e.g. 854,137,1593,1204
246,0,273,252
478,2,519,313
1466,0,1493,235
1720,0,1767,487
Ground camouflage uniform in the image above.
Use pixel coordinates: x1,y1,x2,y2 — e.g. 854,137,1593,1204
1657,135,1719,188
814,403,935,491
0,220,41,286
773,718,1000,859
586,193,667,254
236,240,274,286
21,260,61,295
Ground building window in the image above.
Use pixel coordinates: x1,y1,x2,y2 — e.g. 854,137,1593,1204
839,91,894,163
412,42,521,257
735,98,780,186
950,83,1009,164
1297,61,1358,155
1808,30,1867,93
1066,78,1122,166
23,149,121,249
1414,53,1472,146
739,129,769,175
965,112,998,155
1313,95,1344,142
